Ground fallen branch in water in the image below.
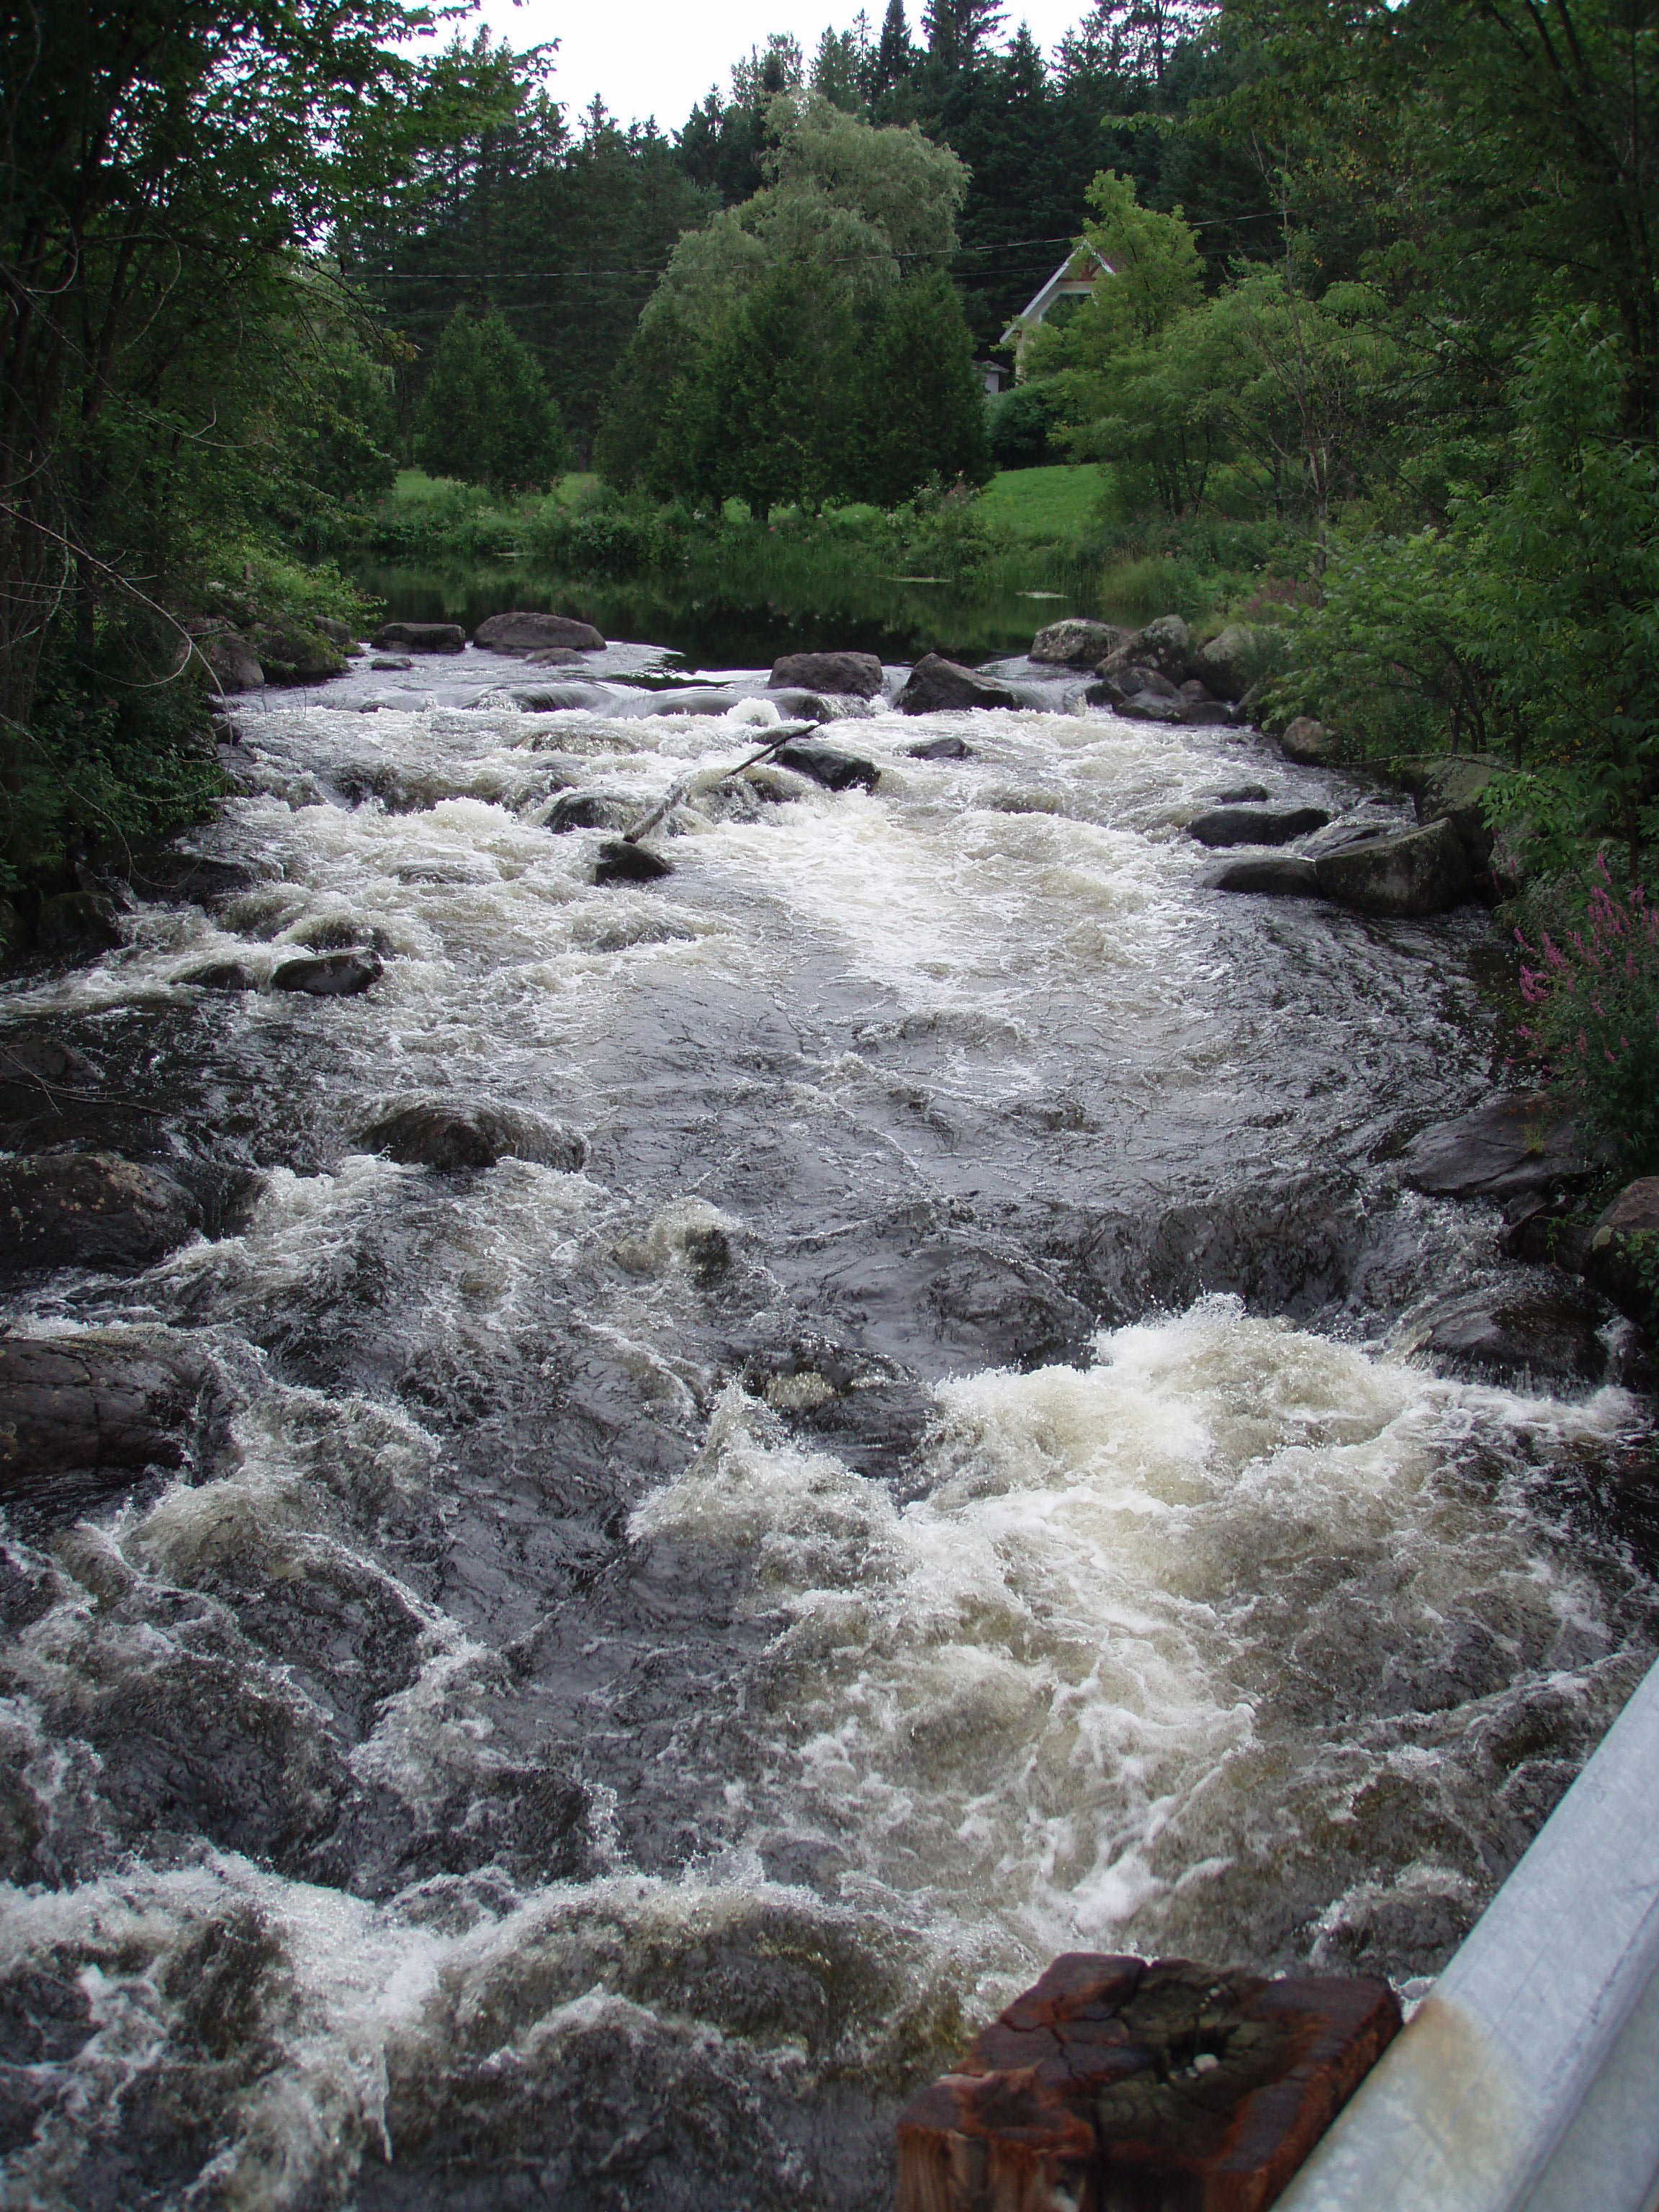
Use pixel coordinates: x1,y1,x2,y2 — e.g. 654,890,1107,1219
619,721,817,847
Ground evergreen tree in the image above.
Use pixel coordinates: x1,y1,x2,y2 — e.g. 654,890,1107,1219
921,0,1007,71
855,269,993,503
873,0,917,94
415,307,567,493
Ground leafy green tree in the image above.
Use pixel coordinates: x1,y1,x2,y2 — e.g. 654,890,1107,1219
415,307,567,493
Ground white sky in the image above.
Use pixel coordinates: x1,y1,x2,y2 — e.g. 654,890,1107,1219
460,0,1091,134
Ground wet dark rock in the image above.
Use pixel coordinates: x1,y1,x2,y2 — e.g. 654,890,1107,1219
1210,855,1322,898
1401,1279,1614,1387
1313,819,1470,917
1582,1179,1659,1326
1091,665,1182,708
739,1336,936,1483
35,889,123,955
248,624,346,684
371,655,414,671
358,1102,586,1173
0,1151,200,1273
897,653,1019,714
908,734,974,761
1213,783,1272,804
1119,691,1188,724
371,622,465,655
1029,619,1128,668
198,632,264,692
1503,1198,1596,1272
128,852,262,907
473,611,606,655
1188,805,1331,849
182,961,257,992
1280,716,1337,766
0,1328,220,1502
774,740,880,793
1395,1093,1588,1199
547,791,637,835
768,649,884,698
270,948,383,996
594,839,672,885
522,645,588,667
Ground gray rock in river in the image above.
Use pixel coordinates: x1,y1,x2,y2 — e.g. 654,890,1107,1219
0,1151,201,1272
270,948,383,996
546,791,638,835
474,611,606,655
593,839,671,885
774,740,880,792
248,623,346,684
1192,624,1267,702
371,655,414,671
768,650,884,698
358,1102,586,1173
1188,805,1331,848
522,646,589,667
372,621,465,655
128,852,262,907
1395,1092,1588,1198
1280,715,1337,765
0,1327,220,1498
1401,1279,1615,1388
35,889,124,954
1582,1179,1659,1324
908,734,974,760
182,960,256,992
1029,619,1129,668
1099,614,1192,685
1210,855,1322,898
1313,818,1470,916
197,631,264,692
897,653,1019,714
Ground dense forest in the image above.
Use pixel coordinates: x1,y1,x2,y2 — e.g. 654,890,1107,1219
4,0,1658,1094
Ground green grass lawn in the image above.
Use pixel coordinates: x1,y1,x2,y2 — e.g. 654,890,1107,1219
391,467,598,506
979,464,1109,544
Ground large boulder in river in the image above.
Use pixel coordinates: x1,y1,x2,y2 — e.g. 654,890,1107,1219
372,621,466,655
1099,614,1192,685
474,611,606,655
1313,818,1470,916
197,631,264,692
1192,624,1265,703
897,654,1019,715
1400,1280,1617,1388
248,624,346,684
1395,1092,1588,1199
1406,754,1503,882
768,650,884,698
0,1152,201,1272
1211,855,1321,898
0,1328,220,1502
358,1102,586,1172
774,740,880,792
1188,805,1331,849
1280,716,1338,766
1030,619,1129,668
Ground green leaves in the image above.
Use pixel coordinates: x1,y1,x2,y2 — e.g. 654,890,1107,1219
414,307,567,495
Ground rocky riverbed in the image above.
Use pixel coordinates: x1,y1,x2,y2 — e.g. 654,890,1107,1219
1,627,1655,2210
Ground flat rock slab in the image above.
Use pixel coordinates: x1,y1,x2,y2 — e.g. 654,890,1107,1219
1211,857,1322,899
774,740,880,792
768,650,884,698
1189,806,1331,849
0,1329,219,1498
896,1952,1399,2212
1395,1093,1587,1198
0,1152,201,1272
473,611,605,655
270,949,383,996
371,622,465,655
898,654,1019,715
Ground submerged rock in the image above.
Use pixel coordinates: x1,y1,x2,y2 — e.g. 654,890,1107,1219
774,740,880,792
897,653,1018,715
358,1102,586,1172
522,645,589,667
371,621,465,655
594,839,671,884
907,734,974,761
1188,805,1331,848
371,655,414,671
182,961,256,992
767,650,884,698
270,948,383,996
0,1328,219,1499
474,611,605,655
1211,855,1322,898
1313,818,1470,916
1395,1093,1588,1198
1029,618,1128,668
0,1152,201,1272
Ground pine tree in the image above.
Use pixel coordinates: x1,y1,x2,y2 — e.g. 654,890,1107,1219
853,270,992,503
415,307,567,494
921,0,1006,72
873,0,915,94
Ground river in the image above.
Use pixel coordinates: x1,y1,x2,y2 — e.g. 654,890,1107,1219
0,638,1653,2210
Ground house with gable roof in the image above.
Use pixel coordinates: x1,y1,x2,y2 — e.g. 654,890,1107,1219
999,246,1112,379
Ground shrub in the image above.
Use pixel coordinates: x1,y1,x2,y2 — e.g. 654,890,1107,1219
1515,853,1659,1174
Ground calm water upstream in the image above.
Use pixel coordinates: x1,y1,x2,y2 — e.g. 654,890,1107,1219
1,639,1654,2210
